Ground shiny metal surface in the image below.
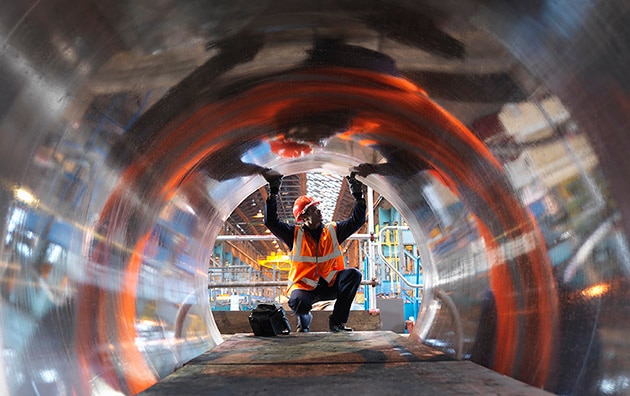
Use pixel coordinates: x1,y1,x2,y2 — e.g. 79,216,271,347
1,1,630,395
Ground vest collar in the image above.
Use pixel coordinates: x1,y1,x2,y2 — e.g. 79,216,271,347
302,223,324,241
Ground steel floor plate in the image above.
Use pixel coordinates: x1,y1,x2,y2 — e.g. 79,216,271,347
140,331,553,395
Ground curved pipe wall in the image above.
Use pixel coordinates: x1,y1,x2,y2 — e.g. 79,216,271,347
1,1,630,395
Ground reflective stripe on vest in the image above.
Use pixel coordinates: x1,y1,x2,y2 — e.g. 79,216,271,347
287,276,318,291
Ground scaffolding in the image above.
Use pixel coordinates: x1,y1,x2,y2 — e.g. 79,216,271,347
212,190,424,322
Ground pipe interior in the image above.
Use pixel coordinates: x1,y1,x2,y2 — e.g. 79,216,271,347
2,1,630,395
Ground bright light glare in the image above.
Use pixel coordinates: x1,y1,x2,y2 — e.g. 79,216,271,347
581,283,609,298
14,187,37,205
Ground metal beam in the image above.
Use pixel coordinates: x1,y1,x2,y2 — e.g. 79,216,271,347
216,233,373,241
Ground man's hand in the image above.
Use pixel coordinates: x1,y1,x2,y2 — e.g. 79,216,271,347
347,173,364,200
350,163,377,178
262,168,283,195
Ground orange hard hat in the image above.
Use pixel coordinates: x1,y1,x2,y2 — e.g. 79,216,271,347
293,195,320,221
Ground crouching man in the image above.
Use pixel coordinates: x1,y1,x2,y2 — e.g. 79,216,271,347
262,170,366,332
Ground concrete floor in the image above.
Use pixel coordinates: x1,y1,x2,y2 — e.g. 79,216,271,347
140,331,553,395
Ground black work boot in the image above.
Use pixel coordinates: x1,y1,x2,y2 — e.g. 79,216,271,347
329,315,353,332
297,313,312,332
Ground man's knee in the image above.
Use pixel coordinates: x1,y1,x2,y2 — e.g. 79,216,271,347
343,268,362,284
288,291,312,314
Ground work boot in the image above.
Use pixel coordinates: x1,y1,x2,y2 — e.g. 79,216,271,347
297,313,312,332
329,315,353,332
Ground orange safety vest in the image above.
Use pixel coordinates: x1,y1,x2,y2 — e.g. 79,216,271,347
288,222,345,294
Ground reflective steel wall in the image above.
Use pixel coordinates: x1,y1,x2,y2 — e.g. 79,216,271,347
1,1,630,395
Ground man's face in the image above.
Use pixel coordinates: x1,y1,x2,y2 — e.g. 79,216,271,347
302,204,322,228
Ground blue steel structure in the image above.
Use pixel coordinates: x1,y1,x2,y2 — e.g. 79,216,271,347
363,206,423,327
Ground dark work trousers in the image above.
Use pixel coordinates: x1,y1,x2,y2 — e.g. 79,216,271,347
288,268,362,324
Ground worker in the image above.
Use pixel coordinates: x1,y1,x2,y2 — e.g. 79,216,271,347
262,169,366,332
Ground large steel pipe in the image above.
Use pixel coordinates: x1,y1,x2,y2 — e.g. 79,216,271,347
1,1,630,395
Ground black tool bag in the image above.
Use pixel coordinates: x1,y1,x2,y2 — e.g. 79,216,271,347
248,303,291,336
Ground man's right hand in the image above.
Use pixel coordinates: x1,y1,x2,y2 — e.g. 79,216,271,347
347,173,364,200
262,168,283,194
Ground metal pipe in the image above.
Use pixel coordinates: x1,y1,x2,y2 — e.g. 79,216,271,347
2,2,630,395
366,186,378,312
434,288,463,360
208,279,380,288
376,226,424,289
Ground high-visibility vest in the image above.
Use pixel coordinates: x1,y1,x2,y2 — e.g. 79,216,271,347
288,222,345,294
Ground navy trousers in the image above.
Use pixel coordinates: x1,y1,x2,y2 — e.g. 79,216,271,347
288,268,362,324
